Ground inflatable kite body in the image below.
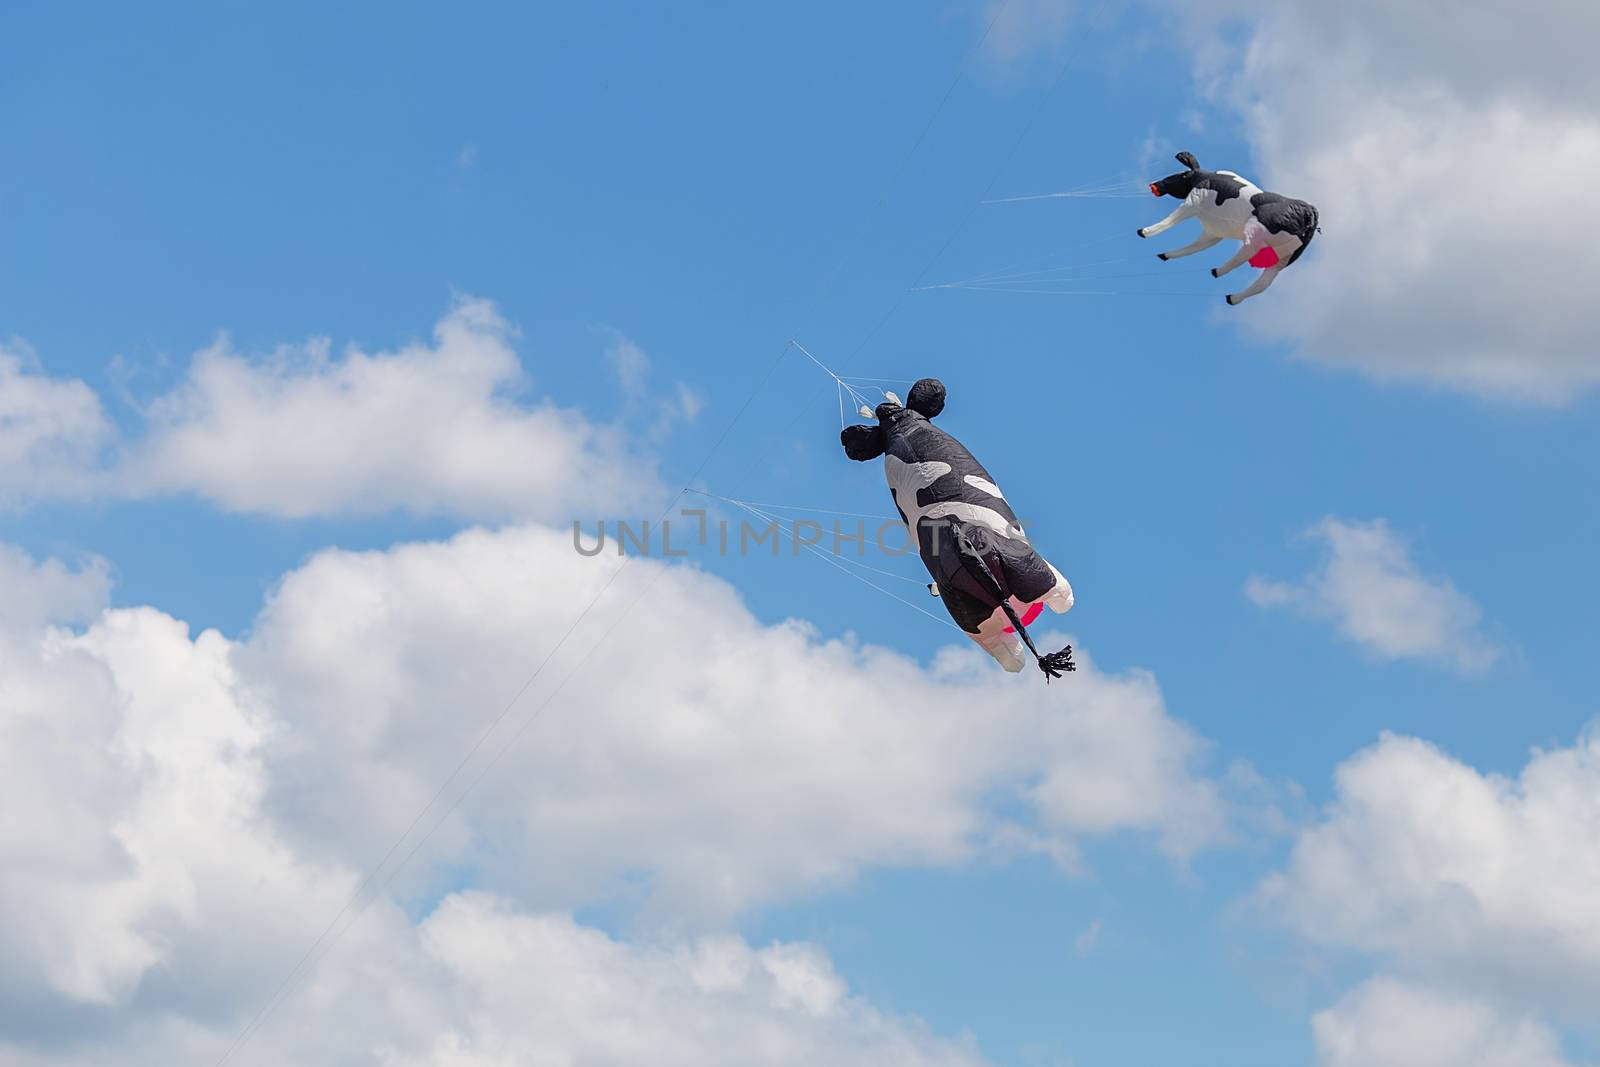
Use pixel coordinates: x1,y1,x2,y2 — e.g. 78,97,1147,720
841,379,1075,678
1139,150,1318,305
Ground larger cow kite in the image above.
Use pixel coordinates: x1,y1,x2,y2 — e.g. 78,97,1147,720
841,379,1076,679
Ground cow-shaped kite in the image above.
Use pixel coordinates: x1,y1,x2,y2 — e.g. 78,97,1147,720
841,378,1075,678
1139,150,1319,304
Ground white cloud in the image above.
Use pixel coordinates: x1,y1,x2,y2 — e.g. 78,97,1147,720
1072,918,1102,958
1,300,675,520
3,892,991,1067
1196,0,1600,400
0,544,998,1065
602,328,702,439
243,521,1229,923
375,895,989,1067
0,519,1231,1059
979,0,1074,69
0,550,356,1030
983,0,1600,399
0,544,110,634
1261,728,1600,1020
121,297,661,520
604,329,652,398
1313,977,1579,1067
0,343,114,506
1246,517,1500,672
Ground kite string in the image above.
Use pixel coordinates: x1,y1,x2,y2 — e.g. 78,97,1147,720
847,47,1079,360
916,251,1154,290
798,0,1018,319
697,493,930,589
982,169,1148,203
982,189,1147,203
690,491,961,629
720,499,899,521
935,284,1215,297
920,228,1131,292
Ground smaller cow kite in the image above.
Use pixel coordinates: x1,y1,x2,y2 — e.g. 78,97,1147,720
1139,150,1319,304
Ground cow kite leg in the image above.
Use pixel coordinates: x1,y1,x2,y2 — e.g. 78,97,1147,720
1210,241,1255,278
1137,203,1195,239
1226,265,1282,305
1158,232,1223,261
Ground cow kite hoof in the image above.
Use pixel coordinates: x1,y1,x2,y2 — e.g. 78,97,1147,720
1225,294,1238,306
1210,267,1221,278
1136,228,1147,239
1157,252,1169,261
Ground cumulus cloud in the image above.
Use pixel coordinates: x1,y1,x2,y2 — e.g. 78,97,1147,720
1313,977,1579,1067
603,328,702,439
0,551,356,1038
1246,517,1500,672
372,895,989,1067
982,0,1600,398
4,892,990,1067
1261,728,1600,1036
0,523,1231,1060
121,297,662,520
243,521,1229,923
1,299,674,520
1206,0,1600,400
1257,728,1600,1063
0,544,1000,1065
0,343,114,506
978,0,1075,69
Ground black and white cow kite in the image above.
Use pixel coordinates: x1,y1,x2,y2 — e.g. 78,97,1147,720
1139,150,1319,304
841,379,1075,679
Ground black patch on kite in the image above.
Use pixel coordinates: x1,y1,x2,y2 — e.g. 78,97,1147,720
840,423,885,461
1192,171,1246,206
1249,192,1320,266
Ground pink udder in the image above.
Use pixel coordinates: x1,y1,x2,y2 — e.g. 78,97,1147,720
1249,245,1280,269
1003,601,1045,634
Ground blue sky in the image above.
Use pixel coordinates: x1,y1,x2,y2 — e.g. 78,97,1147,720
4,3,1600,1066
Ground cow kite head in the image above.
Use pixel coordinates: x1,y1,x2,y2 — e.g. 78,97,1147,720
1149,150,1202,199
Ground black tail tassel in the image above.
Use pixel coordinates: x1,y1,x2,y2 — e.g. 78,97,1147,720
1036,645,1076,680
997,599,1076,683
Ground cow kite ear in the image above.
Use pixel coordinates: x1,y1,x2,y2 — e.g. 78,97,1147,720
1175,150,1199,170
841,424,886,462
906,378,945,419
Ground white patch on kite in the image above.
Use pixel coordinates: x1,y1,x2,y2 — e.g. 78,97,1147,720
963,475,1005,500
883,456,950,536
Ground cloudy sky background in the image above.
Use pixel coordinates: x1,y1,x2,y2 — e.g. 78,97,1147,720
3,2,1599,1064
